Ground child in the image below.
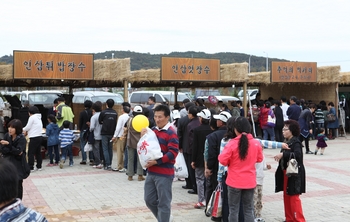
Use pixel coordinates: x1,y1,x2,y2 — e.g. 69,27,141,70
46,114,60,166
59,120,75,168
315,128,328,155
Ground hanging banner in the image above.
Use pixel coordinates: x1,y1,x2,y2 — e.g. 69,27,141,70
271,61,317,83
13,50,94,80
161,57,220,81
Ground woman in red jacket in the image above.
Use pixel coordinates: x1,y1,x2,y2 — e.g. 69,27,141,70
218,117,263,221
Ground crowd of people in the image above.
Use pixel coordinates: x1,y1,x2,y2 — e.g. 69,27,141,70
0,92,343,222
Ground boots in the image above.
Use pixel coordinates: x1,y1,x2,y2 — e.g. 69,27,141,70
138,175,145,181
128,176,133,181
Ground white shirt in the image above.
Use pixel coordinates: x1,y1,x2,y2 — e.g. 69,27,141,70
113,113,129,138
255,154,268,185
23,113,43,138
281,102,289,121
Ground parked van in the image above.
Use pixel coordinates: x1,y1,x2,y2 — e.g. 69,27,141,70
238,89,259,101
128,91,190,106
20,90,63,107
72,91,124,104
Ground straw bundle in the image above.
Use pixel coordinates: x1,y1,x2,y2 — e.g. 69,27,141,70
339,72,350,85
317,66,340,83
248,71,271,84
129,69,161,83
0,64,13,80
94,58,131,81
220,62,248,82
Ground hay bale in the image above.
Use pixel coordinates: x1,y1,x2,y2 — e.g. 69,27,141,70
94,58,131,81
220,63,248,82
248,71,271,84
0,64,13,80
317,66,340,83
339,72,350,85
129,68,161,83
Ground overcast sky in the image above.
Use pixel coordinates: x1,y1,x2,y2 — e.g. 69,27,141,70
1,0,350,71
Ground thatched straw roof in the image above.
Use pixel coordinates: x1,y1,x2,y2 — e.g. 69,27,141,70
339,72,350,84
93,58,131,81
248,71,270,84
129,68,161,83
317,66,340,83
0,64,13,81
220,63,248,82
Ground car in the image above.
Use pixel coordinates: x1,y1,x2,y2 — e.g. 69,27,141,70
19,90,63,107
238,89,259,101
128,91,190,106
197,95,239,104
72,91,124,104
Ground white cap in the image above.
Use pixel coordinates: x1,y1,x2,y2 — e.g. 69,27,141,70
213,111,232,123
133,105,143,113
197,109,211,120
172,110,181,119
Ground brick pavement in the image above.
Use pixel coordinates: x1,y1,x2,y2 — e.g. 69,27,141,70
22,136,350,221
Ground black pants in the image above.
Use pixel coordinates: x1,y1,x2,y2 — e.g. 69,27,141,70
17,179,23,199
275,126,284,142
183,153,194,189
28,136,43,170
299,135,310,152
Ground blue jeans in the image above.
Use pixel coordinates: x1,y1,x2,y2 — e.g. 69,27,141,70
227,186,255,222
48,144,60,164
101,135,113,167
263,127,275,141
144,174,173,222
80,131,93,162
61,145,73,164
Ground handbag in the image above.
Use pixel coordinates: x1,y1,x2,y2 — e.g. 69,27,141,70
206,183,223,218
267,110,276,127
286,153,298,177
174,152,188,178
326,113,336,123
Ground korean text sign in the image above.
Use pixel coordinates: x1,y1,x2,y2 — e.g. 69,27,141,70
161,57,220,81
271,61,317,83
13,51,94,80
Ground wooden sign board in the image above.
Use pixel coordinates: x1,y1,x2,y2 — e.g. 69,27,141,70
161,57,220,81
271,61,317,83
13,50,94,80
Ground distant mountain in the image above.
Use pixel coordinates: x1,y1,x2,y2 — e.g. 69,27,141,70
0,51,288,72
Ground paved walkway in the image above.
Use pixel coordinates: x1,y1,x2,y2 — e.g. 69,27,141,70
22,136,350,221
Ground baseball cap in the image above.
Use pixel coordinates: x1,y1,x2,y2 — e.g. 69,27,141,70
197,109,211,120
172,110,181,119
133,105,143,113
213,111,232,123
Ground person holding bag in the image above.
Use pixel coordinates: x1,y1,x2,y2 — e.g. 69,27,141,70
274,120,306,222
218,117,263,222
0,119,29,200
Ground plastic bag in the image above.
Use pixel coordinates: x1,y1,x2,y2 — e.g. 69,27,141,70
84,143,93,152
137,127,163,169
174,152,188,178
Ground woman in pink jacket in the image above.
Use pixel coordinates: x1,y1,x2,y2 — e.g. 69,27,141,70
218,117,263,222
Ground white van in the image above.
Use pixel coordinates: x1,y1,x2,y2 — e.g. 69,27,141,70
238,89,259,101
72,91,124,104
129,91,190,106
20,90,63,107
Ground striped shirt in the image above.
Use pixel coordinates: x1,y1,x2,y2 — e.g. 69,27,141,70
59,128,74,148
148,123,179,178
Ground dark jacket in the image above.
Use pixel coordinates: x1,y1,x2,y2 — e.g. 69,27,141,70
0,133,28,180
191,124,213,167
79,109,92,131
287,104,301,121
275,136,306,195
46,122,60,146
207,126,227,172
298,108,313,138
185,117,200,154
98,108,118,135
177,116,190,150
274,105,284,129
